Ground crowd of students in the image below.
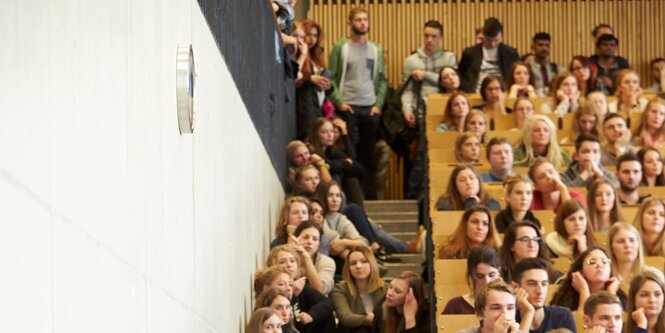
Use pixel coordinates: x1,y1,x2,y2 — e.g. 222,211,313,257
247,1,665,332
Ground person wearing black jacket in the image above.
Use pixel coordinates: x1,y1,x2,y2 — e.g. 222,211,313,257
458,17,519,93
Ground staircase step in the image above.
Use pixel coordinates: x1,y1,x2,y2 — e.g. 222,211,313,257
392,254,423,263
392,231,417,241
364,200,418,213
379,221,420,233
367,211,418,221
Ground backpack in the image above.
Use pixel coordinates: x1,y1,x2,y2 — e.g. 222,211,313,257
381,77,422,156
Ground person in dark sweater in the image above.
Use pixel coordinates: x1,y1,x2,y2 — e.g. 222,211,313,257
443,246,501,314
511,258,577,333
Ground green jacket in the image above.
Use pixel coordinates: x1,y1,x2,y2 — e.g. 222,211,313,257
328,38,389,108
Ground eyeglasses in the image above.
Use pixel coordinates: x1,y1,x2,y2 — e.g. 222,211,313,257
516,236,541,244
586,258,611,266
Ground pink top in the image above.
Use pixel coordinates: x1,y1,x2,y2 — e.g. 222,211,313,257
530,189,587,212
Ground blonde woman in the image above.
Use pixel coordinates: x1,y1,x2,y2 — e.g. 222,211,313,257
634,98,665,148
632,197,665,257
587,178,624,232
609,69,648,114
513,115,571,168
540,72,581,115
560,103,600,145
607,222,647,287
331,246,386,332
454,132,481,163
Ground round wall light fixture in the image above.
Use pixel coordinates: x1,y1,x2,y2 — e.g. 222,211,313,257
176,44,195,134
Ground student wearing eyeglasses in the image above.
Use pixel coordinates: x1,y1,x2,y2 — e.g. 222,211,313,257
550,246,627,313
499,222,562,284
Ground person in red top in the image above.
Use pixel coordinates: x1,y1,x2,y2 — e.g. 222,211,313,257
528,157,586,211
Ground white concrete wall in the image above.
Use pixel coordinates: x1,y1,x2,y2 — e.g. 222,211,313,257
0,1,283,332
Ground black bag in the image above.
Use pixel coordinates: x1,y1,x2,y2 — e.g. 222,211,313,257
381,77,421,157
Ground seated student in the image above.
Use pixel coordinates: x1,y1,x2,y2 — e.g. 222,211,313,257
511,98,535,131
587,178,624,232
267,245,327,296
455,279,524,333
513,115,571,169
315,181,410,257
634,98,665,148
440,66,462,94
540,73,581,115
294,221,336,295
609,69,648,114
254,265,336,333
439,206,501,259
500,222,562,284
645,58,665,93
600,113,636,167
545,200,598,259
616,153,650,204
588,91,610,121
560,104,600,145
510,259,577,333
436,164,500,211
331,246,386,333
293,164,322,195
560,134,619,188
443,246,502,314
286,140,332,192
638,147,665,186
481,137,514,183
569,55,592,97
528,158,586,211
271,196,312,248
310,181,368,257
550,246,626,312
255,288,298,333
507,62,537,99
437,92,470,132
245,307,282,333
626,271,665,333
582,292,625,333
478,75,511,117
381,271,430,333
455,132,482,163
465,109,488,143
607,222,657,289
495,175,540,232
307,117,365,206
632,197,665,257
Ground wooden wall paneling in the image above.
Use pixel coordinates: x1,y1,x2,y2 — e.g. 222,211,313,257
309,0,664,90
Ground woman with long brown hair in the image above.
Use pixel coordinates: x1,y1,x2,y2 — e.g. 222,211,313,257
439,205,501,259
435,164,499,211
545,199,598,259
382,271,430,333
331,246,386,332
626,270,665,333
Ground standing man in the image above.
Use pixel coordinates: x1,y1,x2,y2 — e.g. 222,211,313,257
401,20,457,125
458,17,520,93
529,33,564,97
588,34,630,95
329,6,388,200
401,20,457,198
